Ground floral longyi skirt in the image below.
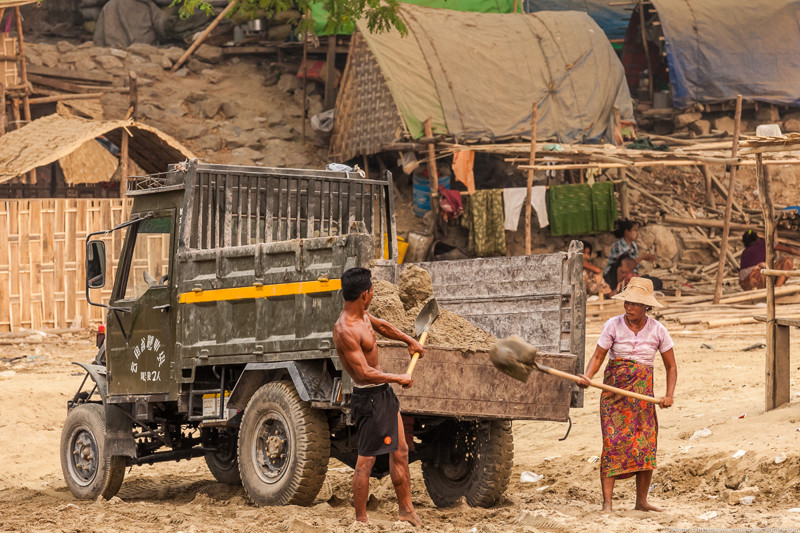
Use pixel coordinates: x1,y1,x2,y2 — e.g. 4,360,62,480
600,359,657,478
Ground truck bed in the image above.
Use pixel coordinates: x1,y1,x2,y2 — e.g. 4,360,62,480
379,343,575,421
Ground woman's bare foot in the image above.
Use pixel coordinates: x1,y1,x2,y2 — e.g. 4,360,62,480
399,509,422,527
601,501,613,512
635,501,663,512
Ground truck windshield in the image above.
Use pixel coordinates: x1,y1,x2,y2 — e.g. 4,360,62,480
122,216,172,301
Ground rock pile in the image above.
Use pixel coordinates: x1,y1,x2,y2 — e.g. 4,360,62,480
23,40,328,168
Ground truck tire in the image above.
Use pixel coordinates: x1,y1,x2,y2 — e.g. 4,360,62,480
422,420,513,508
204,429,241,485
60,403,126,500
237,381,329,506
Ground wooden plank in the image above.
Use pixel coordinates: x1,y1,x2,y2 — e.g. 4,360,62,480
29,201,43,328
26,64,113,84
0,202,9,331
54,200,66,329
19,201,31,327
774,324,791,407
8,201,19,330
41,200,55,327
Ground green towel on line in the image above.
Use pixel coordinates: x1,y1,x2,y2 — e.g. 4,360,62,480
547,182,618,236
547,183,593,236
591,181,618,233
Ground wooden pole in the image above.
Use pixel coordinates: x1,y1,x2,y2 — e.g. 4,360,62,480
424,118,439,230
619,168,630,219
119,131,129,198
14,7,30,124
28,93,106,105
701,165,716,208
757,153,783,411
0,83,5,136
525,102,538,255
128,71,138,119
638,0,654,102
301,10,309,143
11,97,20,128
324,35,336,109
170,0,238,72
712,94,743,304
513,0,519,13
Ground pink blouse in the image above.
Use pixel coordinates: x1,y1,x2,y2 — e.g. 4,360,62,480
597,315,674,367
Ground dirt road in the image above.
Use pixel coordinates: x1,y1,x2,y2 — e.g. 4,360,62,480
1,323,799,532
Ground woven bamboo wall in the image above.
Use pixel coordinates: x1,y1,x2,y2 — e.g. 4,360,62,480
0,199,132,332
329,31,404,161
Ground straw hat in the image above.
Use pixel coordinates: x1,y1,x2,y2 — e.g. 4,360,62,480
611,276,663,307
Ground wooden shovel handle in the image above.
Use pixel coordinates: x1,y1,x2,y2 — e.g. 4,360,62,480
539,364,661,404
406,331,428,375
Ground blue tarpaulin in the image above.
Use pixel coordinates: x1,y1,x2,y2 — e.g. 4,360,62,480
522,0,630,41
651,0,800,109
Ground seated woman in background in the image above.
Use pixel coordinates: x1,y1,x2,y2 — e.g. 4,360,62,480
739,230,800,290
607,252,637,295
604,219,662,291
583,242,611,296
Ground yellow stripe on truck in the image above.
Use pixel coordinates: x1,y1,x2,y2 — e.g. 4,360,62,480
179,279,342,304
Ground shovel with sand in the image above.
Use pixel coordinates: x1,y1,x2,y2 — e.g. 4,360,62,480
405,298,439,375
490,336,660,404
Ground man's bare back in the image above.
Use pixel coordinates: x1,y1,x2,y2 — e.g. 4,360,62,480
332,268,423,527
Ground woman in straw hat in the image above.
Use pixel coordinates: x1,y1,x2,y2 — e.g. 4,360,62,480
578,276,677,512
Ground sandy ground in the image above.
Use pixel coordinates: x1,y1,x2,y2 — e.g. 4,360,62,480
1,321,800,533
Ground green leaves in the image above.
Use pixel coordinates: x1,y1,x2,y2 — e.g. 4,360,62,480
173,0,406,35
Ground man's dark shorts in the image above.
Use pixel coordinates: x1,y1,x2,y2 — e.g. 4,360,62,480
350,384,400,456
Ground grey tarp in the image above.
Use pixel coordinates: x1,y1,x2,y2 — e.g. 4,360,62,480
651,0,800,109
357,5,633,144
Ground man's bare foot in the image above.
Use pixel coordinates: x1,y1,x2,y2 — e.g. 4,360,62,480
634,501,663,512
355,515,369,524
399,509,422,527
601,501,613,512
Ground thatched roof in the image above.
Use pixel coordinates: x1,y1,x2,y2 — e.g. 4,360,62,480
0,0,39,7
0,114,195,183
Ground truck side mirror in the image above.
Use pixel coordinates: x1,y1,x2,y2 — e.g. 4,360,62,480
86,240,106,289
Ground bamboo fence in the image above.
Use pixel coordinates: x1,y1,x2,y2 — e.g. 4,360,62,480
0,198,132,332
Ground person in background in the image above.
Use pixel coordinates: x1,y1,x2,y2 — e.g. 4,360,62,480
608,253,637,295
578,277,677,512
583,242,611,296
604,219,661,291
739,230,800,290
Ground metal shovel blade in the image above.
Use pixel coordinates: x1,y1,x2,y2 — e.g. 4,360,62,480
414,298,440,337
489,335,540,382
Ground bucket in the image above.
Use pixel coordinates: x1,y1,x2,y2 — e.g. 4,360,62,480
404,231,434,263
381,235,409,263
413,172,451,217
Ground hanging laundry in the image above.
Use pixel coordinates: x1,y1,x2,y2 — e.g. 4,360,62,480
461,189,506,257
547,184,593,236
438,185,463,222
503,188,527,231
451,149,475,194
502,187,549,231
591,181,618,233
531,186,548,228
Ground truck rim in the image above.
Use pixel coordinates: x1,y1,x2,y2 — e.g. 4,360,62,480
252,409,291,484
68,425,99,487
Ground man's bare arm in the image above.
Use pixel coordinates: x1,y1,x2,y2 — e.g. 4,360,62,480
368,314,425,358
336,327,412,387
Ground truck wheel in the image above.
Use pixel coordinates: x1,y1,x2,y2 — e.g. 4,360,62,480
422,420,513,508
60,403,126,500
237,381,329,506
204,428,241,485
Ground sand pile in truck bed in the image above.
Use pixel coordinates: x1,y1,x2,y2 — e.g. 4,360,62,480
370,266,496,351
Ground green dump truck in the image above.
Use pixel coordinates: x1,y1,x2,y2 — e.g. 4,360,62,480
62,160,584,508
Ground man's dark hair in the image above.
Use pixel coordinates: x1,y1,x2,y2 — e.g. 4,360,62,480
341,267,372,301
583,241,594,255
742,229,759,248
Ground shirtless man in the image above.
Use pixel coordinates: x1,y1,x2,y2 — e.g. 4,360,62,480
332,267,424,527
